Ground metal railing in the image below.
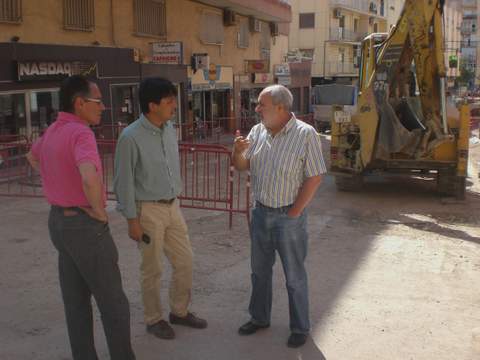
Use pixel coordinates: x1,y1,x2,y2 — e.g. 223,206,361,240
326,61,359,76
330,0,385,16
0,138,251,228
329,27,366,42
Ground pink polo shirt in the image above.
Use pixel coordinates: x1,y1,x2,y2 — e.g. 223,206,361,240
31,112,105,207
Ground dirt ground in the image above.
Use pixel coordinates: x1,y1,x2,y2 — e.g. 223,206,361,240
1,137,480,360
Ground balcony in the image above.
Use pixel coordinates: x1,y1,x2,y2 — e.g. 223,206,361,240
193,0,291,22
461,24,477,35
329,27,366,42
330,0,386,18
326,61,359,76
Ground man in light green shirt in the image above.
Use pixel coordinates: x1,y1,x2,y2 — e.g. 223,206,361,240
114,77,207,340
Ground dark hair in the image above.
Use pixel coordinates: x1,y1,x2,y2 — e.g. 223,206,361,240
139,77,177,114
59,75,92,113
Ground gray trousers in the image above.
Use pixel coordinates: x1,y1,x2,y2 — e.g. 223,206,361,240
48,206,135,360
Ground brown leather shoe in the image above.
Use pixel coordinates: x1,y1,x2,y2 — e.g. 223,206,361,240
146,320,175,339
169,312,208,329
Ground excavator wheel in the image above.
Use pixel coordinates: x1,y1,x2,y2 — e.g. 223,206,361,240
335,175,364,192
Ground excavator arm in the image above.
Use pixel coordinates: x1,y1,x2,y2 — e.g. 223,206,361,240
357,0,449,167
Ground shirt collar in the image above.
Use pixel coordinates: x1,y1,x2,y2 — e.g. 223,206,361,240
140,113,168,132
57,111,88,125
266,113,296,136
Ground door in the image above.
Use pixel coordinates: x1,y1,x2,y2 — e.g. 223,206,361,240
30,90,60,138
111,84,139,125
0,93,26,137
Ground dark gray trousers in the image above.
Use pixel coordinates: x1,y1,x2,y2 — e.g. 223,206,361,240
48,206,135,360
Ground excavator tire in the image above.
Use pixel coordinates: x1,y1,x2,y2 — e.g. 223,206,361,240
335,175,364,192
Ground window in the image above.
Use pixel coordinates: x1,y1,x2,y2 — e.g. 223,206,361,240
260,20,271,61
63,0,95,31
299,13,314,29
238,19,249,48
354,18,359,33
0,0,22,23
200,11,224,45
300,49,314,59
134,0,166,37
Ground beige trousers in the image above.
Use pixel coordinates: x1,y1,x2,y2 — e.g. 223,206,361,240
138,200,193,326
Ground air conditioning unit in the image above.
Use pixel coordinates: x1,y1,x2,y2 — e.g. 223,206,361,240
334,8,342,19
270,22,279,37
249,16,261,32
223,9,236,26
369,2,377,13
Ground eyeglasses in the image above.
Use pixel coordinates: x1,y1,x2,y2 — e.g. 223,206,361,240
84,97,104,105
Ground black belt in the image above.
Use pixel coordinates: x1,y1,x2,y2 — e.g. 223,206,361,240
51,205,83,215
256,201,292,211
147,198,176,204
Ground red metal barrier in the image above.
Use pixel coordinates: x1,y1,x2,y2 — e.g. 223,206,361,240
0,137,251,228
97,140,117,200
178,143,250,228
297,113,315,126
97,141,250,228
92,123,128,140
0,141,43,198
471,116,480,131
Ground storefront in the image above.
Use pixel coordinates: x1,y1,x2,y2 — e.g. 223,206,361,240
234,59,275,131
188,63,234,135
275,61,312,115
0,42,188,140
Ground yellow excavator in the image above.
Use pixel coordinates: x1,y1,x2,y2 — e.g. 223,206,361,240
330,0,470,198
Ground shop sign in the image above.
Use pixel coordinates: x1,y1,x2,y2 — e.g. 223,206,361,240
246,60,269,73
253,73,273,84
191,65,233,91
289,61,312,82
17,61,97,81
277,76,291,86
151,41,183,64
274,63,290,76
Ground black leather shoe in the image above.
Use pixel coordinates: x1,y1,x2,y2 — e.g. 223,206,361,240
238,321,270,335
169,312,208,329
146,320,175,340
287,333,308,348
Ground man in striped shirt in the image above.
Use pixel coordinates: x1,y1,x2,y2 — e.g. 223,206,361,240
233,84,326,348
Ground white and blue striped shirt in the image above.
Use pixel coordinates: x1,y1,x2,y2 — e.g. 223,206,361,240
245,114,327,208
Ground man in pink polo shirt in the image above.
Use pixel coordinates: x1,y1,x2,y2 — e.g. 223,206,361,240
27,75,135,360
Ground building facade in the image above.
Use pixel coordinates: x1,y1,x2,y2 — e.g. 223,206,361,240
289,0,388,85
386,0,404,29
444,0,463,89
0,0,292,139
460,0,478,88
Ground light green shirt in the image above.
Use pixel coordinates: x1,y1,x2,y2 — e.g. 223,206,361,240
113,114,182,219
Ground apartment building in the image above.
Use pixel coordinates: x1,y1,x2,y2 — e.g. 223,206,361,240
289,0,388,86
460,0,478,87
386,0,404,28
444,0,462,88
0,0,292,139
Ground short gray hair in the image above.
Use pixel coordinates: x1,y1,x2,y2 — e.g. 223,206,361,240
260,85,293,111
